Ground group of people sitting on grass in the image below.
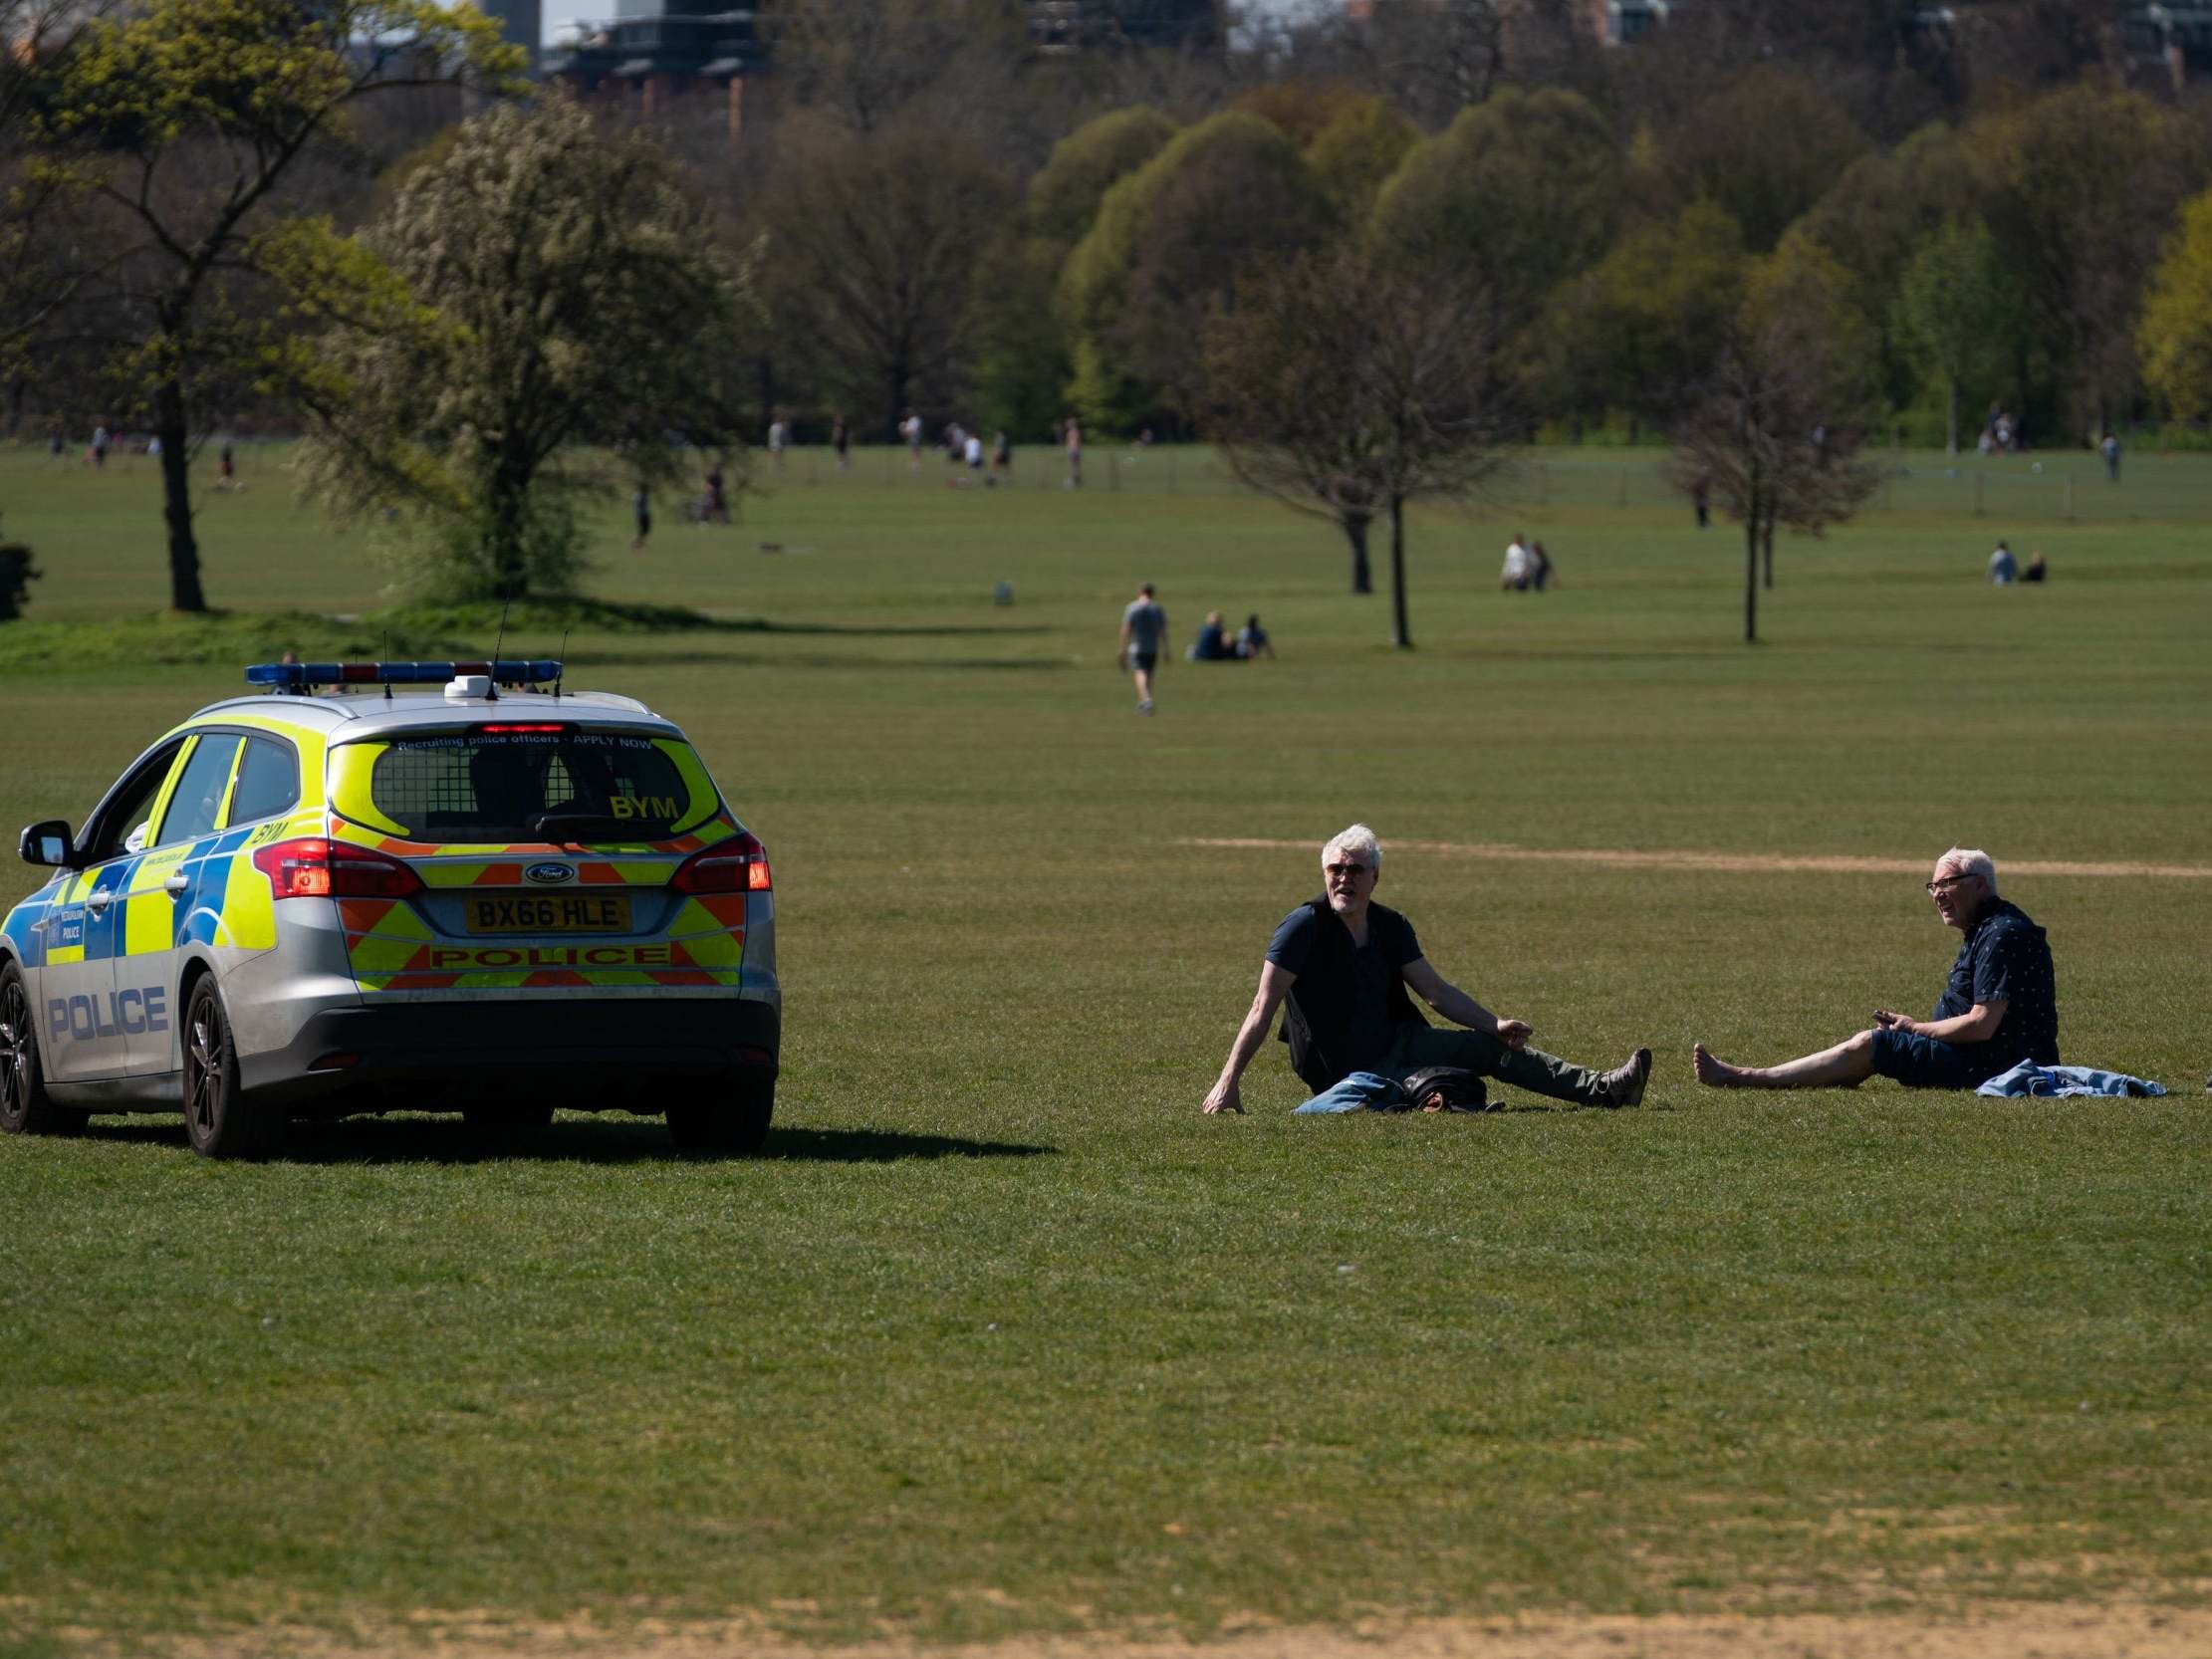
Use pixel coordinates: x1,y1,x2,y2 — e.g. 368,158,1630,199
1201,828,2077,1117
1187,611,1274,661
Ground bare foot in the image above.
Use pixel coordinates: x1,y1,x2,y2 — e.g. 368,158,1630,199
1692,1043,1750,1087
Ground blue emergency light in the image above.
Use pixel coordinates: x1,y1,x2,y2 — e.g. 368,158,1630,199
246,659,563,690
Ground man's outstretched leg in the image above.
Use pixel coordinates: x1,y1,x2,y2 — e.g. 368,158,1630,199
1394,1027,1651,1108
1692,1030,1876,1088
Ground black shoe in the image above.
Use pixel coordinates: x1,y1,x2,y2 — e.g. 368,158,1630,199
1599,1047,1652,1109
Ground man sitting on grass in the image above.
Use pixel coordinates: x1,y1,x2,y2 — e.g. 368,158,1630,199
1201,825,1652,1115
1693,846,2059,1091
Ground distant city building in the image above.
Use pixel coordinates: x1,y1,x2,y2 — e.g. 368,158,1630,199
477,0,543,69
545,0,1219,119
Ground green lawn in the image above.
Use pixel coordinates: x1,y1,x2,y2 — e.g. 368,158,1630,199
1,443,2208,1652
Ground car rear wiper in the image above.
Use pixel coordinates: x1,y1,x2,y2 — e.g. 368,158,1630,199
528,813,665,843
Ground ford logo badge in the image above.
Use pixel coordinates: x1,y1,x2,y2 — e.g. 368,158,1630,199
525,861,577,885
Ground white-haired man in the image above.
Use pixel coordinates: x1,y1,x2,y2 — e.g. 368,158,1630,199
1201,826,1652,1115
1692,847,2059,1090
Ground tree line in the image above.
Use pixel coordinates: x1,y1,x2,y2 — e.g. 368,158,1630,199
6,0,2212,634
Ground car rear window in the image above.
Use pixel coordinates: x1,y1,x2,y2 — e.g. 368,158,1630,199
340,730,714,842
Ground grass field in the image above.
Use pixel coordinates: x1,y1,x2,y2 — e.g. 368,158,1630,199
1,442,2208,1655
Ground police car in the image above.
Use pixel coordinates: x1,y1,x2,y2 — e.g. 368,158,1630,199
0,661,779,1157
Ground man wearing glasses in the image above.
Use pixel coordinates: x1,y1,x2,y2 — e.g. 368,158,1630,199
1692,846,2059,1090
1201,824,1653,1115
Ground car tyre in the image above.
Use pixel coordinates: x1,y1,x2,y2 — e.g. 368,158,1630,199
181,977,283,1159
0,961,88,1137
665,1075,773,1156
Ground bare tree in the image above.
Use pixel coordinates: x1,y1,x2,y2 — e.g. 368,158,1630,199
1666,248,1881,644
758,111,1018,441
1202,245,1507,648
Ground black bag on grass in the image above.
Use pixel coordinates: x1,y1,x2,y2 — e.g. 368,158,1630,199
1395,1066,1491,1113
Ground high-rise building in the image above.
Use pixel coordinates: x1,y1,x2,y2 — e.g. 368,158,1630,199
476,0,545,68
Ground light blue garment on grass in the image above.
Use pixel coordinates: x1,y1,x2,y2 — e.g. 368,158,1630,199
1292,1070,1406,1114
1975,1060,2167,1098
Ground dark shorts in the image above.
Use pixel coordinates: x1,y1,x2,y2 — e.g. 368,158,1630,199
1129,651,1156,673
1869,1028,2012,1090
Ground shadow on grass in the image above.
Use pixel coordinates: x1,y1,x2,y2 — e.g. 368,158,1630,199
575,650,1072,672
77,1115,1054,1165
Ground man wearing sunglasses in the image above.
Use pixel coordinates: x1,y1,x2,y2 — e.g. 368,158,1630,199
1201,824,1652,1115
1692,846,2059,1091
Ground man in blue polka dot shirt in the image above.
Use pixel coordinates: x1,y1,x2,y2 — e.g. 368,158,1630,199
1692,846,2060,1091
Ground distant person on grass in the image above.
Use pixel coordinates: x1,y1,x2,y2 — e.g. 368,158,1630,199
1116,582,1166,714
1692,847,2059,1093
1201,826,1653,1116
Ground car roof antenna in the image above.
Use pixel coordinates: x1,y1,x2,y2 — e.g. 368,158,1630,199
381,629,392,700
489,596,511,702
553,627,570,699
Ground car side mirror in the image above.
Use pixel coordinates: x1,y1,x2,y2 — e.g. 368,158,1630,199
18,820,77,868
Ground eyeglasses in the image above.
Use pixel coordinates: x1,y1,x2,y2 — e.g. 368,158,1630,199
1325,862,1371,878
1925,874,1976,895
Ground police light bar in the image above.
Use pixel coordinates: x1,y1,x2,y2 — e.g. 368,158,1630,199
246,660,562,690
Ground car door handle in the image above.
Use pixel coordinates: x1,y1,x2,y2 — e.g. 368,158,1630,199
164,873,190,895
85,890,114,911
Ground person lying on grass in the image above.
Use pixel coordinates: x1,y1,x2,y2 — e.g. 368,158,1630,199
1201,824,1652,1115
1693,845,2060,1091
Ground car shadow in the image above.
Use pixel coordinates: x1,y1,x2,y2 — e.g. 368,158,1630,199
75,1117,1056,1166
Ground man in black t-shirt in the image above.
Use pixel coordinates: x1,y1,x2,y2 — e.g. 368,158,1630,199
1201,825,1653,1114
1692,845,2059,1091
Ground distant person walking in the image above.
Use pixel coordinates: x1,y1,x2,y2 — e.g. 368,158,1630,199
217,442,236,491
89,423,110,468
1501,533,1531,592
766,416,787,473
2101,430,2121,483
1065,416,1083,489
1692,475,1711,529
631,486,651,553
1116,582,1167,715
832,416,850,471
1530,542,1555,592
902,410,922,468
992,429,1012,482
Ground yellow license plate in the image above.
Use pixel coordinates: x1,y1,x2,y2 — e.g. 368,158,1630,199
465,893,632,934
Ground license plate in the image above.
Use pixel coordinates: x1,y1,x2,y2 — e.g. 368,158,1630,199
465,893,632,934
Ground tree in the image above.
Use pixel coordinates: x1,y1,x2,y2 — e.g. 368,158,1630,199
1971,84,2210,437
292,100,755,602
1667,236,1881,643
759,110,1017,441
1203,245,1507,647
1893,217,2006,455
1541,199,1750,443
763,0,1027,136
1303,96,1417,228
968,107,1177,438
29,0,524,612
1060,111,1332,431
1645,65,1870,253
1370,87,1617,326
0,0,115,362
2138,187,2212,422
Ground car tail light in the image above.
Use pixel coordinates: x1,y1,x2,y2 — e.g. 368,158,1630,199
252,837,424,900
669,831,772,894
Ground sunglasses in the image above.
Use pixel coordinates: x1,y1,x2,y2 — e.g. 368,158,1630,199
1325,862,1372,878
